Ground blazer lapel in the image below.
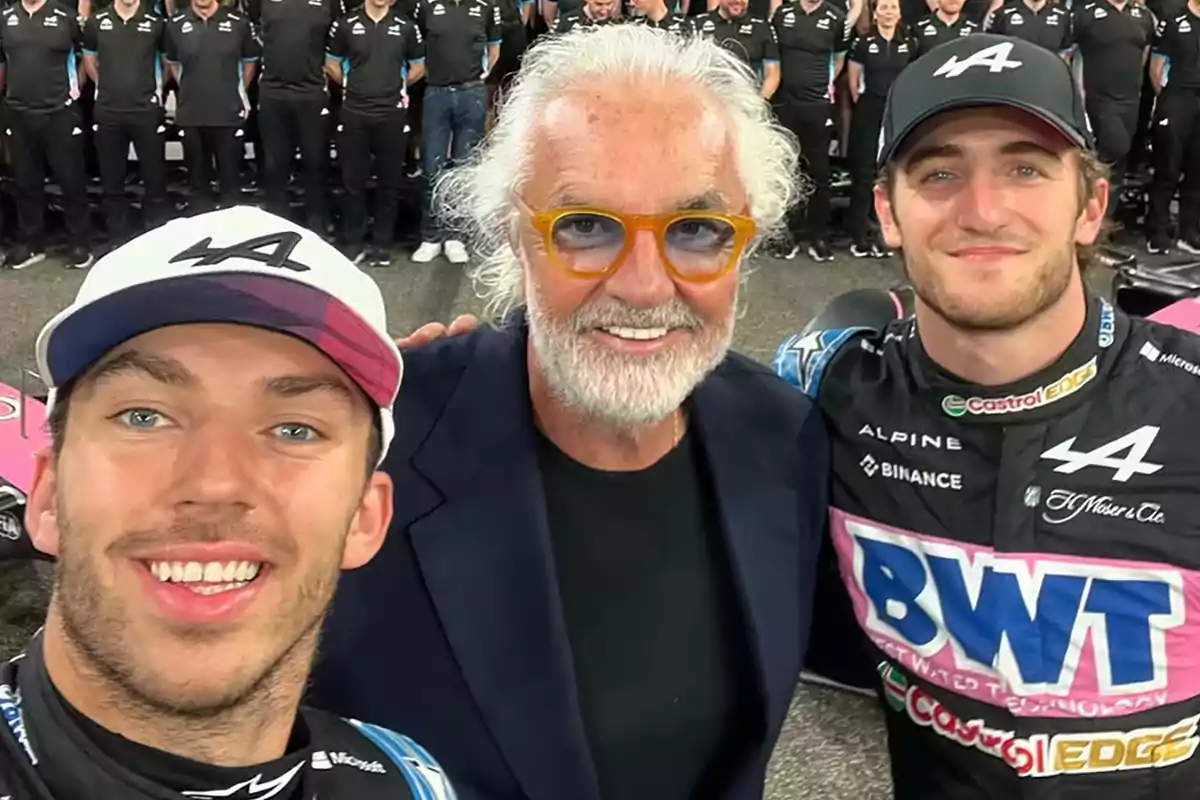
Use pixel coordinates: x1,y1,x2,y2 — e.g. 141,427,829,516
407,325,601,800
690,372,809,731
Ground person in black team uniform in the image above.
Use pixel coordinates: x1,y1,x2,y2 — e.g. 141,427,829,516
846,0,913,257
409,0,501,266
771,0,847,262
777,33,1200,799
911,0,978,56
1071,0,1153,240
985,0,1072,52
692,0,781,98
1146,0,1200,254
0,206,454,800
0,0,94,270
555,0,621,32
80,0,170,245
325,0,426,267
629,0,689,30
163,0,260,212
243,0,346,234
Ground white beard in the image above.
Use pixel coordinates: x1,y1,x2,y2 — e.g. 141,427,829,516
525,275,735,429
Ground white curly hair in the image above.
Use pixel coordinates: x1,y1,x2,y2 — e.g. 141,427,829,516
433,23,802,321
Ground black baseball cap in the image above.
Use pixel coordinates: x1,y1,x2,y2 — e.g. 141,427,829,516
878,34,1093,168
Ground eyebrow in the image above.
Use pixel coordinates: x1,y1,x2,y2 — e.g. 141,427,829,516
550,189,730,211
902,139,1065,173
85,350,362,409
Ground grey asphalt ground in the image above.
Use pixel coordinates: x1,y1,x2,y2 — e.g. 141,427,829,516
0,248,1119,800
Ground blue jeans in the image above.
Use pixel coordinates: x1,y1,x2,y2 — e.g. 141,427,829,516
419,83,487,243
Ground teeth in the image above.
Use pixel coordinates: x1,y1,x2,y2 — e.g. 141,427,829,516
147,560,262,586
601,326,669,341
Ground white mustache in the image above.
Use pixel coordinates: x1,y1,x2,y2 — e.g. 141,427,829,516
569,298,704,333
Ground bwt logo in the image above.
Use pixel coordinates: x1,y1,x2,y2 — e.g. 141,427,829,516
829,510,1200,715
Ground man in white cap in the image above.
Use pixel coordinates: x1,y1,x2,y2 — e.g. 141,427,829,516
0,206,455,800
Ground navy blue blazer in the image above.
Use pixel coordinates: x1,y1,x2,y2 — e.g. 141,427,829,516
307,322,830,800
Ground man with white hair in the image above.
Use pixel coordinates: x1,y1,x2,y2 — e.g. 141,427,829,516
308,24,830,800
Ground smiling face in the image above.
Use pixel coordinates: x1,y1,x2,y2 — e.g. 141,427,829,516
875,107,1106,331
27,323,391,716
517,80,746,428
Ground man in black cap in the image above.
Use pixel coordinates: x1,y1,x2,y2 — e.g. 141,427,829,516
774,32,1200,799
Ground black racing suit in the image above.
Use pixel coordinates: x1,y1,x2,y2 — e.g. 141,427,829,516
774,293,1200,798
0,635,457,800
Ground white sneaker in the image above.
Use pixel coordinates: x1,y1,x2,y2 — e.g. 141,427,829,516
444,239,469,264
411,241,442,263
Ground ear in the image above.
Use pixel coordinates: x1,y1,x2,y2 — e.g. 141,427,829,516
874,183,903,250
340,471,394,570
1074,175,1108,248
25,449,61,557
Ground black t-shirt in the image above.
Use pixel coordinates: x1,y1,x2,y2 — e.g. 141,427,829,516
1152,7,1200,89
0,1,84,114
537,426,762,800
848,28,915,97
772,1,848,103
244,0,344,100
911,11,979,56
327,10,424,116
986,0,1072,52
692,10,779,74
414,0,501,86
164,5,261,126
80,6,165,119
1072,0,1154,101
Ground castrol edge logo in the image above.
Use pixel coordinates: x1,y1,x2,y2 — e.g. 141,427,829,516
941,356,1098,418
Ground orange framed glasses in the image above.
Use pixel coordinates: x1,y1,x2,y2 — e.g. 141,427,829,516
515,196,757,283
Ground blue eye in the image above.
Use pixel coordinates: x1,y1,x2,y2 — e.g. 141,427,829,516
116,409,167,429
273,423,320,442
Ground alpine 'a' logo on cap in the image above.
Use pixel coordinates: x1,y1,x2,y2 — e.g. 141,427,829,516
932,41,1023,78
169,231,311,272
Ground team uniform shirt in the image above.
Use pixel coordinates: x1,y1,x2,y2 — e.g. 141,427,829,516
0,634,457,800
80,6,165,120
414,0,501,86
848,29,915,98
1152,7,1200,89
327,10,424,116
1072,0,1155,101
776,295,1200,798
553,10,612,32
987,0,1072,52
911,12,979,56
0,3,83,114
245,0,346,102
164,5,261,126
772,1,848,104
633,9,689,31
692,11,779,75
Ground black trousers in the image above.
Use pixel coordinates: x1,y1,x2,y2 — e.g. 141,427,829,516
847,93,887,245
94,111,168,239
1147,86,1200,242
338,108,408,250
258,95,329,231
1085,96,1140,217
8,105,91,250
181,125,242,211
776,99,833,241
